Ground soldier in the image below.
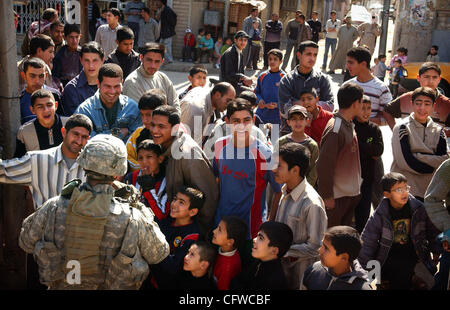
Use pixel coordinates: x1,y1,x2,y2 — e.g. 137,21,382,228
19,134,169,289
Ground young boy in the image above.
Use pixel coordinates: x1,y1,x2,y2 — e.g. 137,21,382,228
150,186,205,289
213,37,223,69
372,54,387,82
105,26,141,79
181,28,196,62
391,87,448,201
177,241,217,290
255,49,285,126
126,89,167,171
358,172,441,290
302,226,372,290
212,215,248,290
297,88,333,147
275,105,319,186
213,99,282,240
272,142,328,289
390,58,405,99
194,28,205,62
178,65,208,100
317,83,364,228
220,37,232,55
124,140,168,223
196,32,214,64
247,20,262,70
353,96,384,233
15,89,68,158
230,221,293,290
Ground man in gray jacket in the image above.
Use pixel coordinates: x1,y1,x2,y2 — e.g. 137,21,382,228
278,41,334,135
241,7,262,70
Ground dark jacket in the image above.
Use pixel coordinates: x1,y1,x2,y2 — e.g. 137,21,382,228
159,5,177,39
230,259,288,290
302,260,372,290
358,196,441,275
353,119,384,181
219,45,246,88
105,49,141,79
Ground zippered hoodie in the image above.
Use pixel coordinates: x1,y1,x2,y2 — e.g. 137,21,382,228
358,196,441,275
302,260,372,290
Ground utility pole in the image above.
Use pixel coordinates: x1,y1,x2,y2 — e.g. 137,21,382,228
378,0,391,56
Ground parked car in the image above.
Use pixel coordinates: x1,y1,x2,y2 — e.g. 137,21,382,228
400,62,450,96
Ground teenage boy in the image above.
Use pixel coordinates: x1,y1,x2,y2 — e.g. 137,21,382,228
126,89,167,171
178,65,208,100
177,241,217,289
149,105,218,236
307,11,322,44
254,49,285,126
19,58,62,124
384,62,450,132
52,23,82,87
124,140,168,222
263,13,282,70
181,82,236,146
62,41,105,116
353,96,384,233
95,7,122,57
230,221,293,290
219,31,253,95
322,10,341,71
49,20,65,54
302,226,372,290
278,41,334,136
212,216,248,290
390,87,449,201
75,63,141,142
297,88,333,146
275,106,319,186
123,42,180,110
213,99,282,240
105,26,141,79
358,172,441,290
344,46,391,212
150,186,204,289
15,89,68,158
272,142,327,289
317,83,364,228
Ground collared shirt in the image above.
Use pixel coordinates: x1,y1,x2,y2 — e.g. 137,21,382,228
0,144,85,208
74,91,141,142
275,179,327,259
95,23,122,57
62,70,98,116
52,45,82,83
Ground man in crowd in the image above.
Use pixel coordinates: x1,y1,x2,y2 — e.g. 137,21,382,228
328,15,358,75
242,7,262,70
124,0,145,46
21,8,58,57
279,41,334,136
95,7,122,57
155,0,177,64
123,42,180,109
307,11,322,44
263,12,283,70
49,20,66,54
75,63,141,142
52,23,82,87
138,7,160,52
62,41,105,116
322,10,341,71
282,11,305,72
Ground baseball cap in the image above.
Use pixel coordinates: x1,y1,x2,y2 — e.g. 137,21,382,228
288,105,308,118
234,30,249,39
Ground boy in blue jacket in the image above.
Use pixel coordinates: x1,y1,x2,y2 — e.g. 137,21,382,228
254,49,285,126
358,172,441,290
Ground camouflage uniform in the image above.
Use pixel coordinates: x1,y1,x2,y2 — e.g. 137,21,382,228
19,134,170,289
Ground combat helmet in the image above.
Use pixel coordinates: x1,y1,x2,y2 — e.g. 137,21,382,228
77,134,128,178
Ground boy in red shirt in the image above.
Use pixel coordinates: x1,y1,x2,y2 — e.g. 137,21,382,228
212,215,248,290
182,28,196,62
296,88,333,146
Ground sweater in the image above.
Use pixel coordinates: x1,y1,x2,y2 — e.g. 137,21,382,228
254,70,285,124
305,106,333,147
105,49,141,79
213,249,242,290
317,113,362,200
391,114,448,198
123,65,180,111
230,258,288,290
302,260,372,290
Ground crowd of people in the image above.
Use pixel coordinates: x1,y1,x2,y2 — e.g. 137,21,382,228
1,2,449,291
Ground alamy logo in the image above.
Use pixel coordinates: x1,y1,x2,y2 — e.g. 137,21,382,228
366,260,381,284
65,0,81,24
66,260,81,285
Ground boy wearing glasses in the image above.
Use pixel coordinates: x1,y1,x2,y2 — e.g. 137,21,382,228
390,87,448,202
358,172,441,290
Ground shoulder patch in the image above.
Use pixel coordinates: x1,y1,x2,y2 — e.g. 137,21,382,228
332,117,342,134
